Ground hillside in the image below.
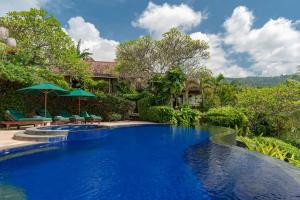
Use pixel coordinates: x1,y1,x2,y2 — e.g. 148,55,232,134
226,74,300,86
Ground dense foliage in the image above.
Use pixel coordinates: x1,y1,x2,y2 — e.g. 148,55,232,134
146,106,177,123
202,106,249,131
0,9,87,76
238,136,300,168
137,97,200,126
149,66,186,106
0,9,134,122
237,80,300,136
116,28,209,85
175,105,201,127
0,61,69,87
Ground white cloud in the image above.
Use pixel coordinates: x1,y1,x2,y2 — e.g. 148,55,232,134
65,16,118,61
132,2,203,38
224,6,300,76
0,0,48,16
190,32,252,77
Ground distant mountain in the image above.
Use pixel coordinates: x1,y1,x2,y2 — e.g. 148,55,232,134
226,74,300,87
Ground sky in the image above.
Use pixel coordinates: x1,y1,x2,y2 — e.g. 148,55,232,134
1,0,300,77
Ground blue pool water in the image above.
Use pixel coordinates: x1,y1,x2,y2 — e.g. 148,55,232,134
0,125,300,200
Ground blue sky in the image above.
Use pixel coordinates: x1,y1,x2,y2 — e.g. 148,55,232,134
44,0,300,41
1,0,300,77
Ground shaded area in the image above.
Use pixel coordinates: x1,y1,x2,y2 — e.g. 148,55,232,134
184,141,300,200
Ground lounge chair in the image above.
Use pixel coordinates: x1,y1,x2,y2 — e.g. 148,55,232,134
36,108,70,124
0,109,52,129
59,110,85,123
80,111,102,123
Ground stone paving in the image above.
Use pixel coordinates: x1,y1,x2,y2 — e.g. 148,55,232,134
0,130,36,150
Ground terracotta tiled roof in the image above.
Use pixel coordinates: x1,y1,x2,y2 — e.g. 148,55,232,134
86,61,117,78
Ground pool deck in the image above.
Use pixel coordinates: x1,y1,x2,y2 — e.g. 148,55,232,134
0,121,156,151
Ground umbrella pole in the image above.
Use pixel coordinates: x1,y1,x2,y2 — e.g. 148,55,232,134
44,91,48,118
78,97,80,115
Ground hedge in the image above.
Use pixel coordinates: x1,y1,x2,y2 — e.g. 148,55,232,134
202,106,249,130
137,97,153,121
137,97,176,123
137,97,200,126
146,106,177,123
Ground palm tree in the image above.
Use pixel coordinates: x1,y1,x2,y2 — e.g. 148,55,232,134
76,39,93,60
164,66,186,107
198,67,214,111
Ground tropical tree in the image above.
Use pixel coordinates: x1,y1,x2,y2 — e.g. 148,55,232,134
148,66,186,107
198,67,215,111
0,8,89,77
76,39,93,60
116,36,156,86
217,82,238,106
0,10,79,65
155,28,210,74
163,66,186,106
116,28,209,85
237,80,300,135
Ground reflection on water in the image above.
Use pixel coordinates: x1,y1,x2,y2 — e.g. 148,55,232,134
0,146,62,162
184,142,300,200
0,184,27,200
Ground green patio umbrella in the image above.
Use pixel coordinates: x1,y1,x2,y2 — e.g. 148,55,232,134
61,89,95,114
17,83,68,117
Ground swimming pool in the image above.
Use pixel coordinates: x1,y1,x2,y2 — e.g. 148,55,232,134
0,125,300,199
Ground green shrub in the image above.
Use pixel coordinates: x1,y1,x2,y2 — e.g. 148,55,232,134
137,97,153,121
237,136,300,168
175,105,201,127
84,79,108,92
109,113,122,121
202,106,249,131
122,92,148,101
138,97,177,124
116,80,134,94
146,106,177,123
138,98,199,126
278,128,300,148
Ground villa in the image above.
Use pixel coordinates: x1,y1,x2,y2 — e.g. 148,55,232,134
66,60,202,107
66,60,118,93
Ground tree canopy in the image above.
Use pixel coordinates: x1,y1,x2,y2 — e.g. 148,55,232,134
0,8,88,77
0,9,91,83
116,28,209,84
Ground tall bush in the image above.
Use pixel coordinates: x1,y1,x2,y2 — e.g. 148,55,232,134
202,106,249,131
146,106,177,123
175,105,200,127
